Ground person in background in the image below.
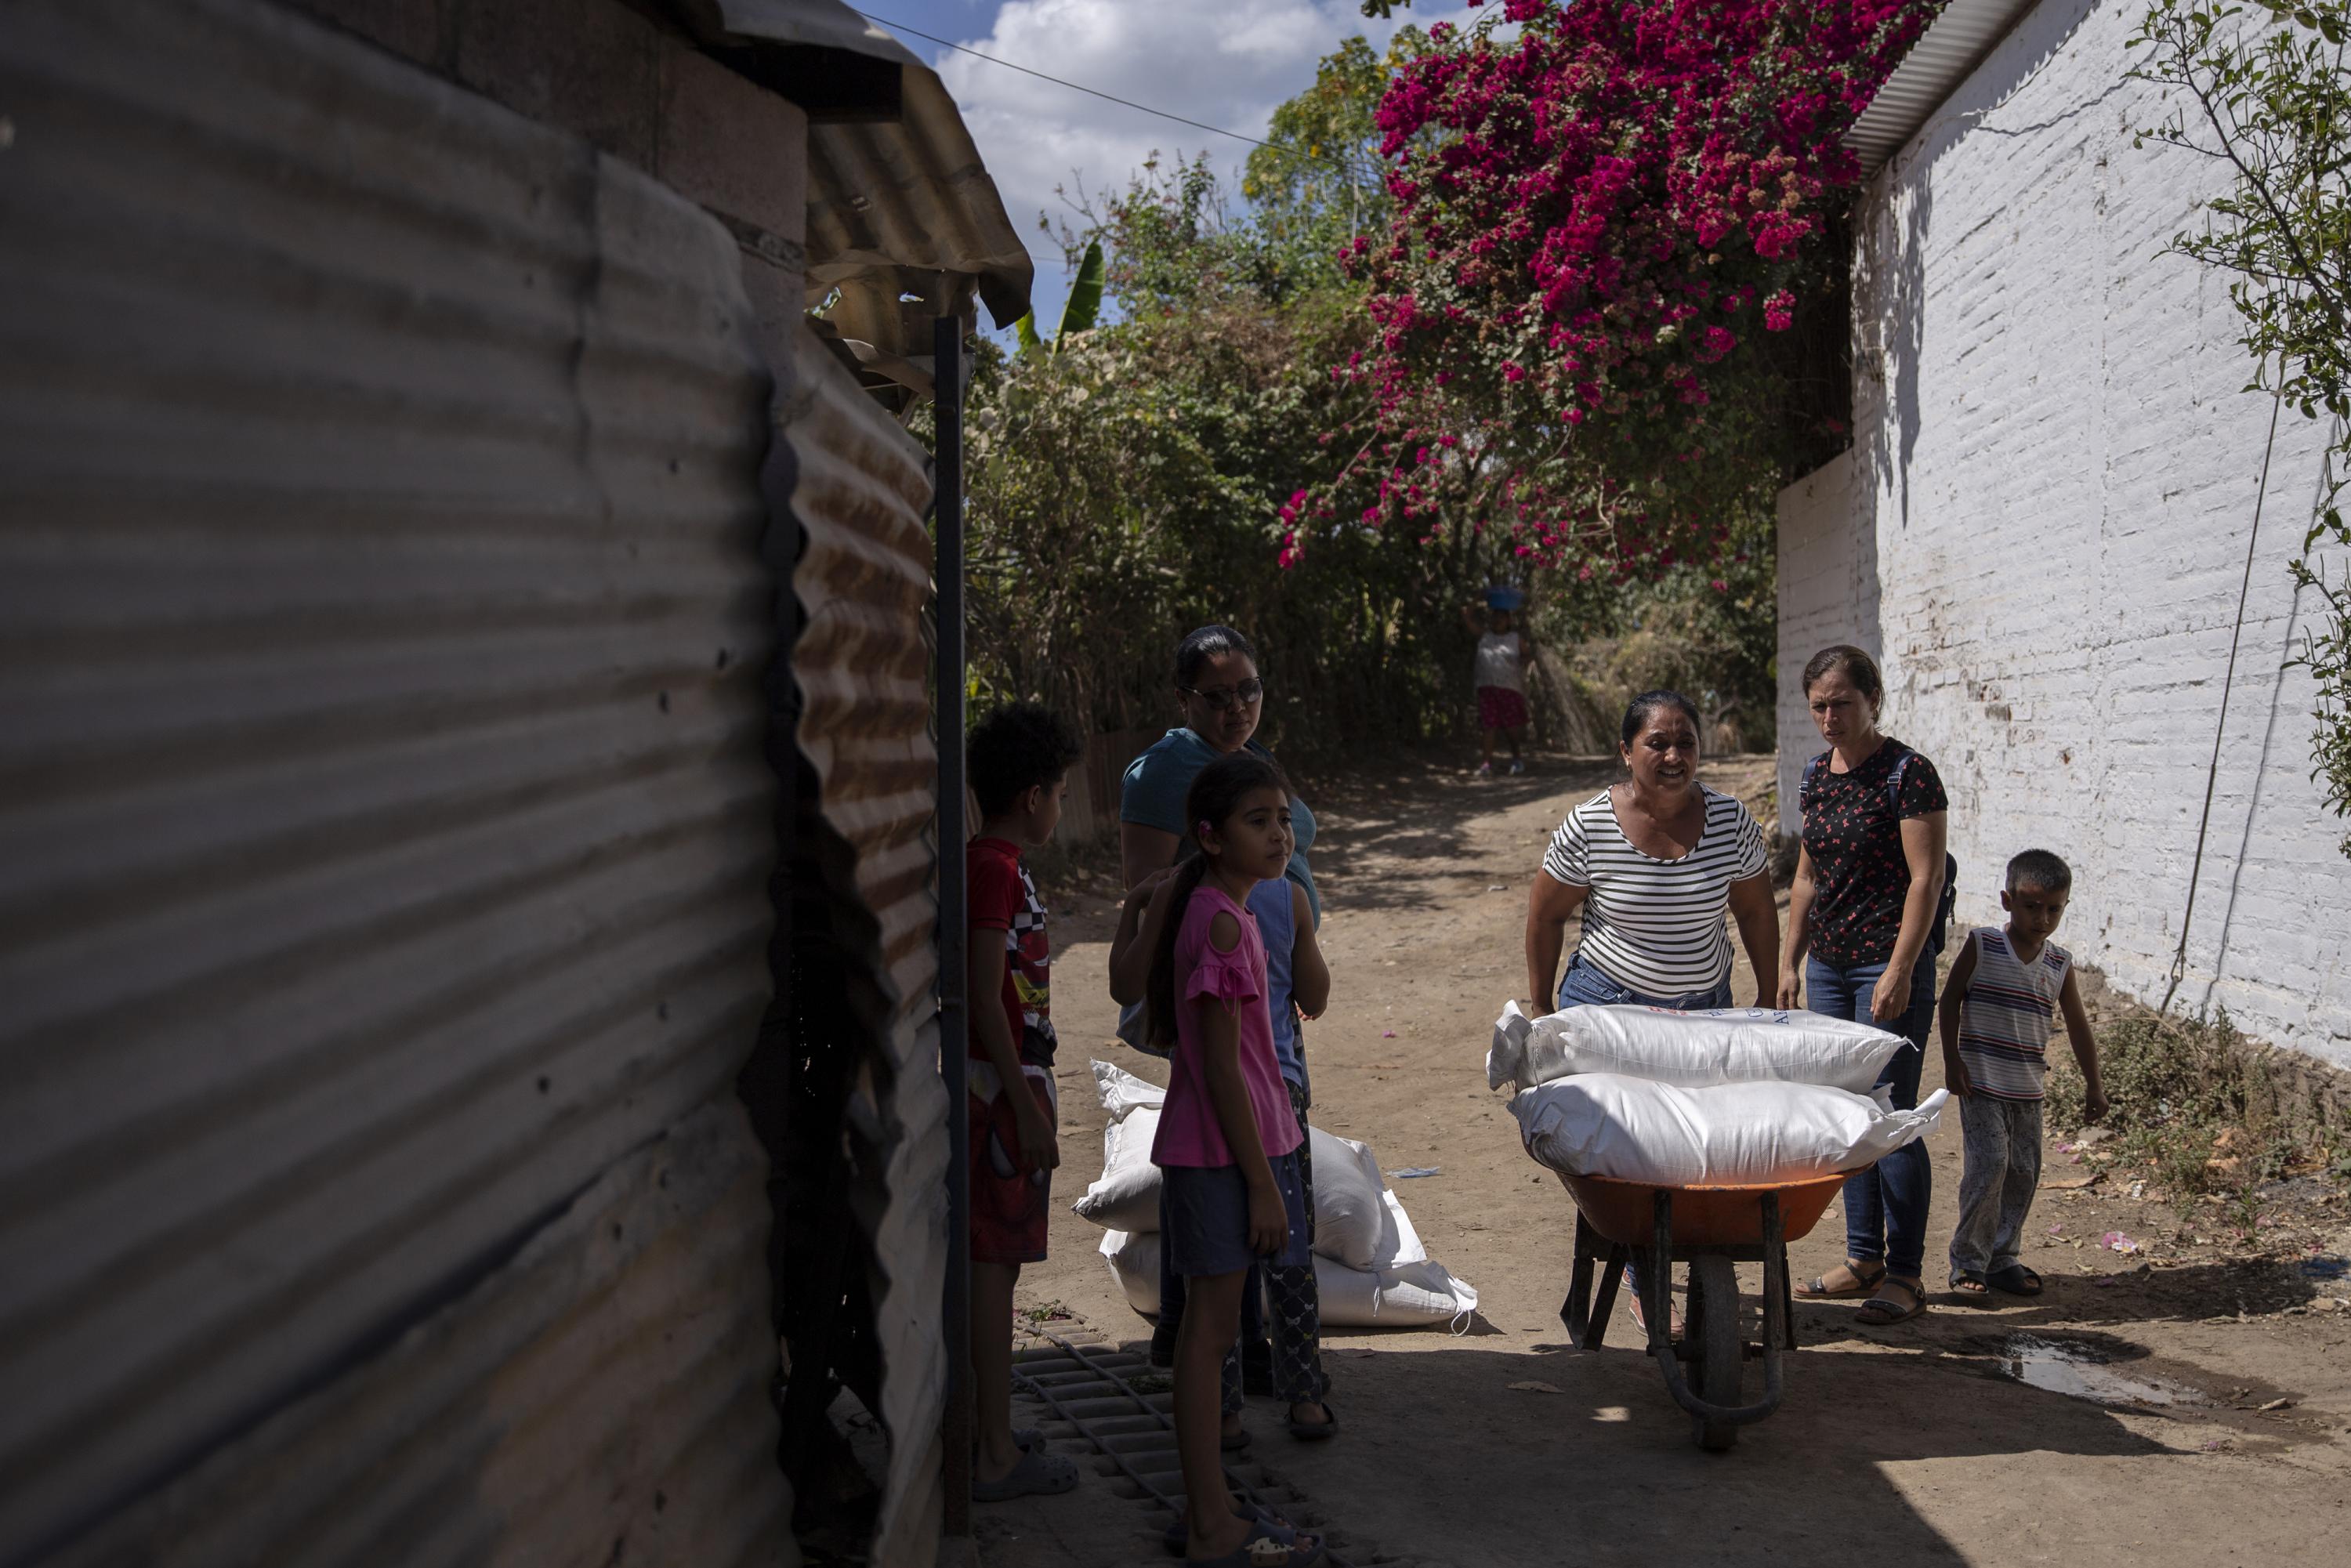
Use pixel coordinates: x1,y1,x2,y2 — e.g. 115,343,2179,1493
1940,849,2108,1301
1140,754,1327,1566
1523,689,1780,1330
962,704,1083,1502
1464,601,1534,776
1781,644,1952,1329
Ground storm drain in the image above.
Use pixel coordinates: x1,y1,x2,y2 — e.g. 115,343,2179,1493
1011,1321,1437,1568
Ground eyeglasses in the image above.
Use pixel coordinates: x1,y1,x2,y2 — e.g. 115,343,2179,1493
1179,679,1265,712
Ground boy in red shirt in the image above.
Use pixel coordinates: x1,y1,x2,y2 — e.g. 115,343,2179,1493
965,703,1084,1501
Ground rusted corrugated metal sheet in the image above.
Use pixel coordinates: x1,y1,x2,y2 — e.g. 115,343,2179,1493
0,2,787,1561
682,0,1034,340
780,320,947,1566
1846,0,2043,171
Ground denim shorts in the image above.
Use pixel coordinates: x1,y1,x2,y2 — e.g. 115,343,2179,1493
1160,1152,1311,1277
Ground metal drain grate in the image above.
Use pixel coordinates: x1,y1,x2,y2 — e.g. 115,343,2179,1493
1010,1321,1432,1567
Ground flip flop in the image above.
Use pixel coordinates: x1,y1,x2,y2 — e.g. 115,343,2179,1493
971,1443,1079,1502
1987,1264,2045,1297
1856,1279,1927,1327
1287,1401,1338,1442
1795,1259,1888,1299
1185,1518,1323,1567
1949,1273,1991,1303
1163,1501,1288,1556
1220,1423,1252,1453
1623,1266,1685,1338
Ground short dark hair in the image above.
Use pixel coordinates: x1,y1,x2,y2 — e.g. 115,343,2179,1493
1175,625,1258,687
2006,849,2072,894
968,702,1082,817
1802,644,1885,708
1621,690,1702,747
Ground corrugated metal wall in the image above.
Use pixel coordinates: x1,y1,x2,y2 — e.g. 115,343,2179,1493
779,323,947,1566
0,2,790,1562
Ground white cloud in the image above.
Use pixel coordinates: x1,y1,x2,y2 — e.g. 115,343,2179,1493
915,0,1483,329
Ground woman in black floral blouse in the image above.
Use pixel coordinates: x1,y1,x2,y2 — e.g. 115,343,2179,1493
1780,645,1951,1327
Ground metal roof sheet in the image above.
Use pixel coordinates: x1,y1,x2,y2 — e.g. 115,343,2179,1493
1846,0,2045,171
0,0,785,1557
683,0,1035,338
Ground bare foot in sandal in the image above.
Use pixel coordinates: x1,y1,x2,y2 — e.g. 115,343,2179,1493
1950,1271,1991,1303
1856,1276,1927,1326
1795,1258,1887,1299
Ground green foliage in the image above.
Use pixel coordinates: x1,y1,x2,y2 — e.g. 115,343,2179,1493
2131,1,2351,852
956,27,1780,759
2046,1010,2351,1204
1009,239,1107,354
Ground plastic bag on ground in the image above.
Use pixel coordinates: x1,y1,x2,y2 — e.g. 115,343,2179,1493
1510,1073,1947,1187
1490,1001,1907,1095
1099,1229,1477,1333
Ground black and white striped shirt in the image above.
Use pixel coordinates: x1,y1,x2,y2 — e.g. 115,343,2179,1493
1541,785,1768,998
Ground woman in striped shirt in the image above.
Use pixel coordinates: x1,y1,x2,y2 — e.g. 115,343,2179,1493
1521,690,1781,1330
1523,691,1781,1016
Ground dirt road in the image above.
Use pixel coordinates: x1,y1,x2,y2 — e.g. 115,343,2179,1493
986,755,2351,1567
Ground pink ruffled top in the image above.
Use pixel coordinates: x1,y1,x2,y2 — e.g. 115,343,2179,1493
1150,885,1306,1169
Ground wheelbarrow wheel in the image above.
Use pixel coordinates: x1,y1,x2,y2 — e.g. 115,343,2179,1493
1690,1255,1741,1451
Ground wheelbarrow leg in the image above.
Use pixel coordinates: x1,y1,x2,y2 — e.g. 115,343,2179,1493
1588,1242,1628,1349
1763,1192,1795,1352
1563,1214,1596,1344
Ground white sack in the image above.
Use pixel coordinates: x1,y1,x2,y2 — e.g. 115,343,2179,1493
1489,1001,1907,1095
1510,1073,1947,1187
1098,1229,1477,1333
1074,1063,1429,1266
1307,1128,1427,1269
1092,1059,1167,1121
1071,1106,1163,1232
1099,1228,1165,1317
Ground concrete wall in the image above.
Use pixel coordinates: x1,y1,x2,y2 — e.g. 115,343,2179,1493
1778,0,2349,1068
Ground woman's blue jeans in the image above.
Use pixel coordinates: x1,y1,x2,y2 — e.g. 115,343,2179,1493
1554,954,1733,1303
1555,952,1733,1012
1806,955,1936,1280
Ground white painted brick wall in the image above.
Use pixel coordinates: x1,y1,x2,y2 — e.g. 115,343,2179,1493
1778,0,2350,1068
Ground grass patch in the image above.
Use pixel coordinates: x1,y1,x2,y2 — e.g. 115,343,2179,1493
2046,1011,2351,1208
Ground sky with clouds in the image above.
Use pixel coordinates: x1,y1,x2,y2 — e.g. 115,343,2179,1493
847,0,1483,334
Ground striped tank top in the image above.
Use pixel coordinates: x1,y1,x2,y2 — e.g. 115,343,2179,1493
1956,927,2070,1101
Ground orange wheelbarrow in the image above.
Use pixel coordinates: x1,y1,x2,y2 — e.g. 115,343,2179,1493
1556,1169,1850,1451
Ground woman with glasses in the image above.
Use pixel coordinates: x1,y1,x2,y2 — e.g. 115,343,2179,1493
1117,625,1332,1443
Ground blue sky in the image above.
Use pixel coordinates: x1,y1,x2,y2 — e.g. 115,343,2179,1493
846,1,1483,335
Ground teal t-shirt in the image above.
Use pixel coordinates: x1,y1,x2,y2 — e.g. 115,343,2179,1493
1119,727,1319,925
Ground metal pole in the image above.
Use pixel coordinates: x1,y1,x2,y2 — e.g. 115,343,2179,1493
933,308,973,1542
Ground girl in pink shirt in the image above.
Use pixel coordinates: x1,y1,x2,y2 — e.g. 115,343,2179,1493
1132,753,1322,1567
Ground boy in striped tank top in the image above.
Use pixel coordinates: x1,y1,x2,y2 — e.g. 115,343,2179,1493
1937,850,2109,1299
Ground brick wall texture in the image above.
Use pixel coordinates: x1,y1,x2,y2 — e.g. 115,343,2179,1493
1777,0,2349,1069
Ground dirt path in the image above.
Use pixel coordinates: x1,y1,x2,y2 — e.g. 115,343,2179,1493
986,755,2351,1567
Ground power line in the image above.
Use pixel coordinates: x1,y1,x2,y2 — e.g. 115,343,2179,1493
850,8,1373,178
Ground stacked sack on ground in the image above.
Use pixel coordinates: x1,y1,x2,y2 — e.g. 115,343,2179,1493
1489,1001,1947,1186
1074,1062,1479,1331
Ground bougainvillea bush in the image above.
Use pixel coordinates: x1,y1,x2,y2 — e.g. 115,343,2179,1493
1307,0,1942,575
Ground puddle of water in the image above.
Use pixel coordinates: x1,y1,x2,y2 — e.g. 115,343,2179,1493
1998,1334,2212,1409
